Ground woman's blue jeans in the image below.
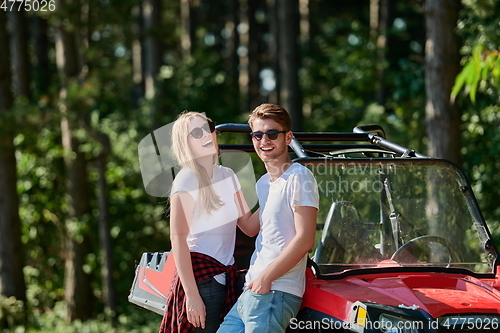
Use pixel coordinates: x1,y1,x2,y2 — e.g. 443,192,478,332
194,277,227,333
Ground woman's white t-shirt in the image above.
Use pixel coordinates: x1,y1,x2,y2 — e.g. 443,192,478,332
170,165,241,284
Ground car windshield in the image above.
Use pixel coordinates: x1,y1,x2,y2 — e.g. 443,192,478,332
307,158,496,276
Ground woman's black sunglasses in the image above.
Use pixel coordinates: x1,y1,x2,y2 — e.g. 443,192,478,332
250,130,287,141
189,120,216,139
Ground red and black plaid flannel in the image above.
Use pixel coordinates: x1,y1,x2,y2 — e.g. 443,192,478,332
158,252,239,333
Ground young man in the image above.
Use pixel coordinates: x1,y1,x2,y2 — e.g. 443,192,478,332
217,103,319,333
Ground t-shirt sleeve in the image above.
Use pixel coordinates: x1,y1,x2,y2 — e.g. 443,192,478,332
170,168,199,201
290,167,319,209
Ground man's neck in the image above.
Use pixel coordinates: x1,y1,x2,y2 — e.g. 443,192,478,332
264,156,293,182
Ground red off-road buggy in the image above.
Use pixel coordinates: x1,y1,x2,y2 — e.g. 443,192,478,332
131,124,500,332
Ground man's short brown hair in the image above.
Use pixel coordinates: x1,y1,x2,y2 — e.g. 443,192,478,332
248,103,292,132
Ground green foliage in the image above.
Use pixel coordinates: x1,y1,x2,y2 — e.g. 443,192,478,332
301,17,376,131
21,302,159,333
454,0,500,245
0,295,25,329
301,2,426,153
452,44,500,103
156,51,242,123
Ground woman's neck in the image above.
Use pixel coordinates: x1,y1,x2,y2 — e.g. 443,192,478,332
195,155,215,178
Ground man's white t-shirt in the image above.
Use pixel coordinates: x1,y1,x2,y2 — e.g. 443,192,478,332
170,165,241,284
245,162,319,297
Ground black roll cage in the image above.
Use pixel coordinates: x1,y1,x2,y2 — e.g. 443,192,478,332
216,123,426,158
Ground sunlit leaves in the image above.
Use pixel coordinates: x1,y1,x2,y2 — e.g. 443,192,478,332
454,0,500,244
452,44,500,103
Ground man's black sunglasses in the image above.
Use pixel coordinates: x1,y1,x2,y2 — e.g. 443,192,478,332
189,120,216,139
250,130,287,141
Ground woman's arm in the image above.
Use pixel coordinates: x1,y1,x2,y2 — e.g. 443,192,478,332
170,191,206,329
234,189,260,237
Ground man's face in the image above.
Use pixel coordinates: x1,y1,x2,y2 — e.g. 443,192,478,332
250,118,291,163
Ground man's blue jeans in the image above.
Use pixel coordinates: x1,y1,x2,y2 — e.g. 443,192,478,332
216,289,302,333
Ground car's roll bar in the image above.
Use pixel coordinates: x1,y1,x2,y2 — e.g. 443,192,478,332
215,123,427,158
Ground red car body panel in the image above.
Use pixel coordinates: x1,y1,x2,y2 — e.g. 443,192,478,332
302,270,500,322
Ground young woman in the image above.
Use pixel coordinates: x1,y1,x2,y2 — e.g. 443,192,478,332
159,112,259,333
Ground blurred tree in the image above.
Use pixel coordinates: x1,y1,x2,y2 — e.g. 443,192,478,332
370,0,393,107
277,0,302,130
247,0,261,110
131,3,144,106
94,132,116,316
267,0,280,105
0,11,27,307
424,0,461,165
180,0,197,58
32,14,52,97
143,0,164,125
298,0,310,46
223,0,240,95
238,0,261,112
8,10,31,99
55,0,94,321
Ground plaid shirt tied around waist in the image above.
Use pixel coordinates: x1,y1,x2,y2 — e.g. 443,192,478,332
159,252,239,333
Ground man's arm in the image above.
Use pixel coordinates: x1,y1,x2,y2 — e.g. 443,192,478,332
246,205,317,294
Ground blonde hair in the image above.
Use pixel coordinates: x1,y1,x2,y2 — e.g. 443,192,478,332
171,111,224,215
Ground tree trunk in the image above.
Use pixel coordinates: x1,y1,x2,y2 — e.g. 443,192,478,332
180,0,195,58
33,15,51,97
0,11,27,305
8,10,31,99
298,0,309,45
131,4,144,106
306,0,318,52
56,0,93,321
424,0,461,165
370,0,392,107
143,0,162,100
143,0,163,126
238,0,250,112
223,0,240,98
60,121,93,321
267,0,279,105
95,134,116,316
277,0,302,130
247,0,260,110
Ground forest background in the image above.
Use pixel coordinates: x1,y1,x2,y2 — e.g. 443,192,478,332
0,0,499,332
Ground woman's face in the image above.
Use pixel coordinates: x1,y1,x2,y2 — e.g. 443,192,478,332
187,116,218,160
